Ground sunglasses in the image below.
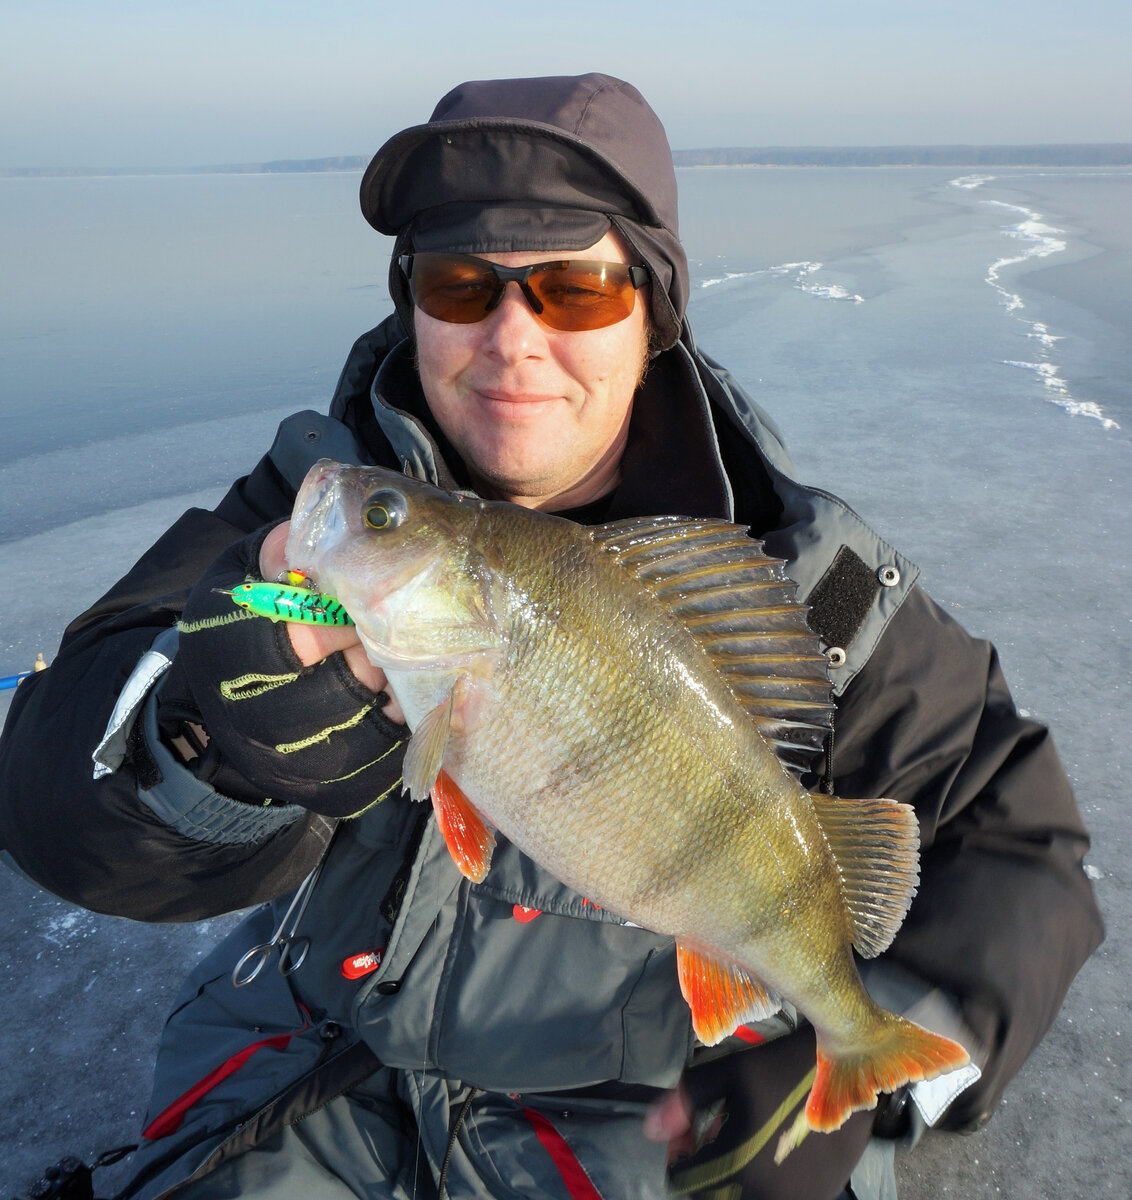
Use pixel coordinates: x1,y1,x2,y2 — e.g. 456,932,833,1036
399,252,649,332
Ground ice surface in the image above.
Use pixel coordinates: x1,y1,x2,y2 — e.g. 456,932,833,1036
1,167,1128,1197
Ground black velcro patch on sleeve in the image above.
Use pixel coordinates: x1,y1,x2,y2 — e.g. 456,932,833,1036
805,545,882,650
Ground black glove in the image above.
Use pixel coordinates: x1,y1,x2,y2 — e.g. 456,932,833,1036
155,524,407,817
668,1027,874,1200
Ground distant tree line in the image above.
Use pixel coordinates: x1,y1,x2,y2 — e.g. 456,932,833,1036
0,157,371,177
4,146,1130,178
258,156,369,172
671,145,1132,167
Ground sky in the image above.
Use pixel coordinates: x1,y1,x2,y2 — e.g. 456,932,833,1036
2,0,1130,169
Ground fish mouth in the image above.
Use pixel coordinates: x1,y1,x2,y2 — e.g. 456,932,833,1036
286,460,353,580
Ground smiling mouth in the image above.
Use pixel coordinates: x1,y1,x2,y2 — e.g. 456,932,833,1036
474,388,565,412
472,393,571,422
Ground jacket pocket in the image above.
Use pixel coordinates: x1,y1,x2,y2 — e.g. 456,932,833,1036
431,868,690,1092
139,908,325,1146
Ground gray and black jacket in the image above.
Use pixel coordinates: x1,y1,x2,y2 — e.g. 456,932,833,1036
0,318,1102,1198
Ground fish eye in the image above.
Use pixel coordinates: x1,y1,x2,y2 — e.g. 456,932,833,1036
363,489,407,531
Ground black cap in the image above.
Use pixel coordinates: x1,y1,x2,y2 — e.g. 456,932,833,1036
361,73,688,350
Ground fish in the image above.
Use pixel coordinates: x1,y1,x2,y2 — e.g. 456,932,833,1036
286,459,969,1139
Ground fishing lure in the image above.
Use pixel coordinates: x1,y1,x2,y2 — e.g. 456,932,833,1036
217,580,355,626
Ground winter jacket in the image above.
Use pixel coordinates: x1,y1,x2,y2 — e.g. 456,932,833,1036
0,317,1102,1198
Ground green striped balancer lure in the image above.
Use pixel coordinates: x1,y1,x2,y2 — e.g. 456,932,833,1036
222,581,355,626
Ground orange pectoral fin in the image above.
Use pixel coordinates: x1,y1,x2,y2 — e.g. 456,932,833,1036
675,942,782,1046
430,769,496,884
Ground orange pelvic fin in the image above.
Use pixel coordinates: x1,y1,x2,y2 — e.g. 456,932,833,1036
804,1014,970,1133
430,769,496,884
676,941,781,1046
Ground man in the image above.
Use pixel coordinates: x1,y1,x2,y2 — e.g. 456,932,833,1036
0,74,1102,1199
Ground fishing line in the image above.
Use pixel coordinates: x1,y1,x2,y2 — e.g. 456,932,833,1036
417,810,450,1199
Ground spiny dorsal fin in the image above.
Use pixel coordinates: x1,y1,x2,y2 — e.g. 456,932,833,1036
590,516,833,772
810,793,921,958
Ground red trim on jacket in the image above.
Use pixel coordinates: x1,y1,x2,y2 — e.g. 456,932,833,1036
522,1107,604,1200
143,1030,299,1140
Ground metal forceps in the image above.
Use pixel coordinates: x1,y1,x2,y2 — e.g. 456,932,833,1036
231,860,324,988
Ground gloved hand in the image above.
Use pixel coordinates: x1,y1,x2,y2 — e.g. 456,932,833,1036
156,521,407,817
647,1027,874,1200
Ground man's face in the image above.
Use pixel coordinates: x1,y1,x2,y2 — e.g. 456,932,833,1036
413,231,649,511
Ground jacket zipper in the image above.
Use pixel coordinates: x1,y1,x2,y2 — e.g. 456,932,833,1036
110,1033,380,1199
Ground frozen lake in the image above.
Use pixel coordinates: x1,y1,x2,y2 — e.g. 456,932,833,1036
1,165,1128,1196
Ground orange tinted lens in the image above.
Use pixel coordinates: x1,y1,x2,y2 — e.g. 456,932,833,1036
406,254,641,331
528,262,638,331
410,256,499,324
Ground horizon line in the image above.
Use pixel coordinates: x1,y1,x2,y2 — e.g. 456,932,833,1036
3,142,1131,177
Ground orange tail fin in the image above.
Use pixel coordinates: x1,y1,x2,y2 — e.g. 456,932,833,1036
805,1014,969,1133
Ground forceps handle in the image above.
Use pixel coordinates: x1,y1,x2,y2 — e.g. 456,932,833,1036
278,936,311,977
231,942,274,988
229,862,323,989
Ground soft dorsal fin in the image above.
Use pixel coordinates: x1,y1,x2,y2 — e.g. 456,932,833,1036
590,516,833,773
810,793,920,958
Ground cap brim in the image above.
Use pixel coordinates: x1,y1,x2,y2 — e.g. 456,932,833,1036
360,116,664,235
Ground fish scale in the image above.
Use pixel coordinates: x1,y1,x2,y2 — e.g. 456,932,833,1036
483,561,753,902
286,461,969,1144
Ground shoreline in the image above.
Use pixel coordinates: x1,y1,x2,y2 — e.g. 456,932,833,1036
4,145,1131,180
6,163,1130,182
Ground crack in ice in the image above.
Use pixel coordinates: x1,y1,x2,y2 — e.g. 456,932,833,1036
979,198,1118,429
